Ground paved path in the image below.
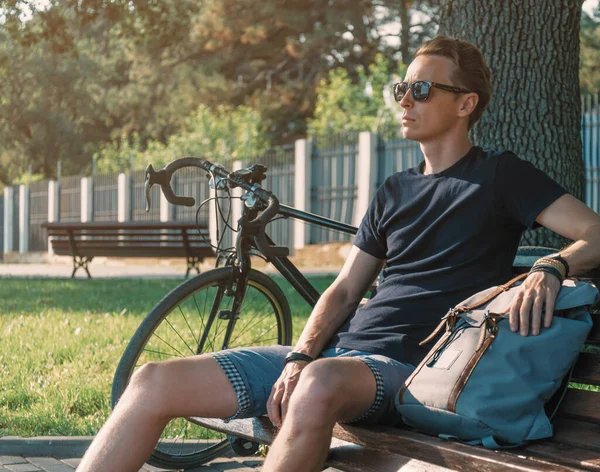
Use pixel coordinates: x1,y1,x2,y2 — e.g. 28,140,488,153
0,262,339,279
0,451,265,471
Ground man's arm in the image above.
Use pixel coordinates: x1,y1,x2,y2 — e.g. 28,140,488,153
293,245,385,358
535,193,600,274
266,246,384,426
508,193,600,336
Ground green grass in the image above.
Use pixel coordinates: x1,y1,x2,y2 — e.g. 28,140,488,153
0,275,335,437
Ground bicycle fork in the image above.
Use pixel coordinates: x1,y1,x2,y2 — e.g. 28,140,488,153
195,267,249,354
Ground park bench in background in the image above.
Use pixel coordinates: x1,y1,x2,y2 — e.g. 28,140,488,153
43,221,215,278
194,248,600,472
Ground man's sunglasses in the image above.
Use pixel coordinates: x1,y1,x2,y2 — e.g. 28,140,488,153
393,81,472,102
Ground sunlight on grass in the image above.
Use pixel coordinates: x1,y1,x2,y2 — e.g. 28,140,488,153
0,276,334,437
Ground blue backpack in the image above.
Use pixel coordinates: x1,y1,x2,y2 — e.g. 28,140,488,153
395,273,598,448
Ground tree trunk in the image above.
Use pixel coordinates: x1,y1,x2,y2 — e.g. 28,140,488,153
399,1,411,64
438,0,584,249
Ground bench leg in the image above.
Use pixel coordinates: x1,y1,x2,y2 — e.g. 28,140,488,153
186,257,202,278
72,256,93,279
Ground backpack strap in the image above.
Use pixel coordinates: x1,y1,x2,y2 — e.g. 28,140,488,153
420,273,528,346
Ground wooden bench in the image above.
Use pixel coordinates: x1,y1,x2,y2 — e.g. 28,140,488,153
43,221,215,278
193,248,600,471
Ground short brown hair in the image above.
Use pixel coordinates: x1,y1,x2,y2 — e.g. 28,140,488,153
414,35,492,130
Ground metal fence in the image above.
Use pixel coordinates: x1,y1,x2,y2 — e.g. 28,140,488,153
59,176,81,222
257,145,295,249
29,179,49,251
377,131,423,189
172,167,210,222
93,172,119,221
310,133,358,244
131,169,160,221
583,94,600,214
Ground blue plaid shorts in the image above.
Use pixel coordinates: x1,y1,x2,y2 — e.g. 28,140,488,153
210,345,415,426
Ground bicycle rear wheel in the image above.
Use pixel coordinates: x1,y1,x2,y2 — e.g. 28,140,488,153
112,267,292,469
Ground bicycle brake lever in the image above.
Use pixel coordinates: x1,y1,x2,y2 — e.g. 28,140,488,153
144,164,155,212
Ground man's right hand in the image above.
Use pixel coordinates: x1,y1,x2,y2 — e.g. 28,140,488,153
266,360,309,427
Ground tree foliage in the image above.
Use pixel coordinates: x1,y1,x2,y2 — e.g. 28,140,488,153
308,54,406,135
95,105,269,173
3,0,594,188
580,9,600,94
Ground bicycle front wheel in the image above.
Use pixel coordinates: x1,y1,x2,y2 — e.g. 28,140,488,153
111,267,292,469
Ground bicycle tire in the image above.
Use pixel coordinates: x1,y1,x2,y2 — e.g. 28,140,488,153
111,267,292,469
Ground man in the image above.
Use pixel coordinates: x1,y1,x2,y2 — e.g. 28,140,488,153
78,36,600,472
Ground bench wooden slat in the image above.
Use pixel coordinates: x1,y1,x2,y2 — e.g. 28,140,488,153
571,351,600,386
556,388,600,423
551,418,600,453
191,417,579,471
47,231,209,238
520,440,600,472
43,221,206,230
51,239,212,246
331,423,583,472
326,441,455,472
52,248,213,258
588,317,600,344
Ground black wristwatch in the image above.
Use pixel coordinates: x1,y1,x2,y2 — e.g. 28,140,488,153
284,351,314,366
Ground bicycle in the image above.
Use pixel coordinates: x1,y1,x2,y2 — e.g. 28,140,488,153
111,157,357,469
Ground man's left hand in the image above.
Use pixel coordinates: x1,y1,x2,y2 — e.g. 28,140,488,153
504,271,562,336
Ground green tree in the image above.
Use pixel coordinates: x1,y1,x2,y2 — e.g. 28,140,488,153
439,0,584,249
95,105,268,172
580,9,600,94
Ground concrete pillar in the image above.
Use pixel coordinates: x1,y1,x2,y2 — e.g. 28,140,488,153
117,173,131,222
353,132,379,227
19,185,30,253
231,160,244,231
3,187,14,253
208,186,218,249
159,174,175,223
81,177,93,222
293,139,312,250
47,180,59,255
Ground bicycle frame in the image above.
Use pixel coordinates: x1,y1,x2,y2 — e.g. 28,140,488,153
234,201,358,308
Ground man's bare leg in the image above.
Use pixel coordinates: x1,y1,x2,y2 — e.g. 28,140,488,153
262,358,377,472
77,355,238,472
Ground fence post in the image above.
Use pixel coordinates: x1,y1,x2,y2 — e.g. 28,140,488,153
231,160,244,231
3,187,14,253
117,173,131,222
294,138,312,250
47,181,59,255
19,184,30,253
159,192,173,222
81,177,93,222
208,180,219,249
354,132,379,227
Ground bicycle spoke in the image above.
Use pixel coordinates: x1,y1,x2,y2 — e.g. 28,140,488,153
193,292,208,339
229,302,274,346
151,332,186,358
165,317,196,356
247,323,279,343
140,349,182,359
179,304,199,346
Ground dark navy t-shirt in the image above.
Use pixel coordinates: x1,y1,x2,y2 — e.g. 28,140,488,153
327,146,568,366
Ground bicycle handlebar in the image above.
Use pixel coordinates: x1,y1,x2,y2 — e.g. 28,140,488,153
145,157,288,258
